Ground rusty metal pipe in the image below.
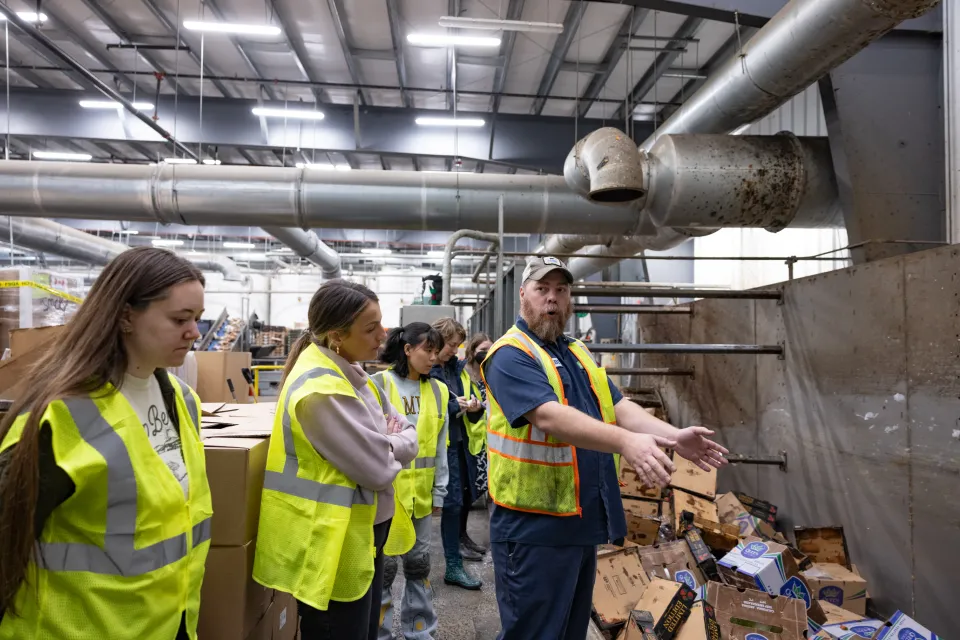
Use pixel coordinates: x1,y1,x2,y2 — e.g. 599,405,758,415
563,127,646,204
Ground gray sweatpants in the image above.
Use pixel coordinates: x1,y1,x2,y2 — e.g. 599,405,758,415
379,515,438,640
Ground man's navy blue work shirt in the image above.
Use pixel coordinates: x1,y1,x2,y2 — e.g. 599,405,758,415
483,317,627,547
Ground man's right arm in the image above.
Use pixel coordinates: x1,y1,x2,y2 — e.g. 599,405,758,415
483,347,676,486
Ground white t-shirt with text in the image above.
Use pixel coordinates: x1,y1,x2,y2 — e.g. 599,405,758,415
120,373,189,495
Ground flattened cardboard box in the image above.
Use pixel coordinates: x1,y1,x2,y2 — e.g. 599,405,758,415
247,589,298,640
621,459,662,500
819,619,883,640
672,489,719,533
620,579,698,640
637,541,706,594
873,611,942,640
593,547,651,628
669,454,717,499
819,601,865,626
715,493,784,541
623,498,661,546
718,538,825,625
802,563,867,616
705,582,807,640
795,527,851,568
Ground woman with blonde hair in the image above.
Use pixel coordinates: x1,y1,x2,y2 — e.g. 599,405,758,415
254,279,419,640
0,247,210,640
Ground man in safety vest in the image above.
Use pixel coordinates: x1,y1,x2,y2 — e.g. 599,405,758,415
481,256,729,640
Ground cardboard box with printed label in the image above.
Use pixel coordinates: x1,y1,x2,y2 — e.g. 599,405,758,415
818,619,883,640
705,582,807,640
716,492,781,540
199,539,275,640
718,537,825,625
618,579,702,640
637,541,706,594
671,489,719,533
593,547,652,629
819,600,865,626
735,491,778,526
623,498,661,546
204,436,270,547
669,454,717,500
247,590,298,640
803,563,867,616
873,612,942,640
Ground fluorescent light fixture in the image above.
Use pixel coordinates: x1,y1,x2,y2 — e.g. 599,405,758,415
361,248,393,256
202,158,222,165
124,230,139,235
79,99,153,110
152,239,184,247
407,33,500,47
252,107,324,120
223,241,256,249
163,157,197,165
415,116,485,128
0,12,47,23
32,151,92,161
295,162,352,171
438,16,563,34
183,20,281,36
427,250,446,258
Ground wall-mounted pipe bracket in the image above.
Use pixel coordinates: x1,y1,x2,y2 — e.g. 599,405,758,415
726,450,788,472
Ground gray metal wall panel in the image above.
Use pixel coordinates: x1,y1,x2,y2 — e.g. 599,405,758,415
640,245,959,633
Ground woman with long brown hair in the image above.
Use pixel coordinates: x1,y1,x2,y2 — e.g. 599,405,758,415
0,247,211,640
253,279,419,640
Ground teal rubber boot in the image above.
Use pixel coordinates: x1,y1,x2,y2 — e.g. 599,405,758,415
444,558,482,590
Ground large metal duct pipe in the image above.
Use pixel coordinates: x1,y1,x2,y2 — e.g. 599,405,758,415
442,230,499,305
645,134,842,231
544,0,942,278
563,128,646,203
640,0,942,150
262,226,341,279
0,216,247,282
0,163,644,236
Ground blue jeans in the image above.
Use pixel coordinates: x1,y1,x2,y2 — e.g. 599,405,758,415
492,541,597,640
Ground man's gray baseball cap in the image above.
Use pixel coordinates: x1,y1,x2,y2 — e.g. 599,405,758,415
522,256,574,284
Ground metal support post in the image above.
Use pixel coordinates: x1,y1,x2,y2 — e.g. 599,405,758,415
587,343,784,356
726,451,788,472
495,195,505,338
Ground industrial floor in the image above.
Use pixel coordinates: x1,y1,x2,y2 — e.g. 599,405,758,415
386,506,500,639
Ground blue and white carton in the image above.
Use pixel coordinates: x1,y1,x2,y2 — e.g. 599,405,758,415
874,611,941,640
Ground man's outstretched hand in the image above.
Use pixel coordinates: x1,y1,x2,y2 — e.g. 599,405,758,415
674,427,728,471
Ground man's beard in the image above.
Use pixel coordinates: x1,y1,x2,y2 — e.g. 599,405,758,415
521,297,573,343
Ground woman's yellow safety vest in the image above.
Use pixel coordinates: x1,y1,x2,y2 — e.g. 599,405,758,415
374,371,448,520
0,374,212,640
253,344,413,611
481,325,617,517
459,368,487,456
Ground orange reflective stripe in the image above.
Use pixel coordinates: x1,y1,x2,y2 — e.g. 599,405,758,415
488,491,580,517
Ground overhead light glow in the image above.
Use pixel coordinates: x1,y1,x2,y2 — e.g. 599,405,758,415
0,12,48,23
163,157,197,165
407,33,500,47
183,20,281,36
438,16,563,34
252,107,324,120
223,241,256,249
361,248,393,256
202,158,222,165
295,162,351,171
427,250,446,258
415,117,485,128
152,239,185,247
124,230,139,235
79,99,154,110
32,151,92,161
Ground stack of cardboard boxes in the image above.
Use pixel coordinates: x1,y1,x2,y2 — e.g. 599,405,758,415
591,457,944,639
200,403,298,640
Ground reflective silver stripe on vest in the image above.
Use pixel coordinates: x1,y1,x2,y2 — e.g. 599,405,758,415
487,430,573,465
171,375,200,433
427,378,443,416
36,397,198,576
262,367,376,507
410,457,436,470
192,517,212,546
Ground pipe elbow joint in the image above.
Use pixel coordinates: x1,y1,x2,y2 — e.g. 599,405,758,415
564,127,646,204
